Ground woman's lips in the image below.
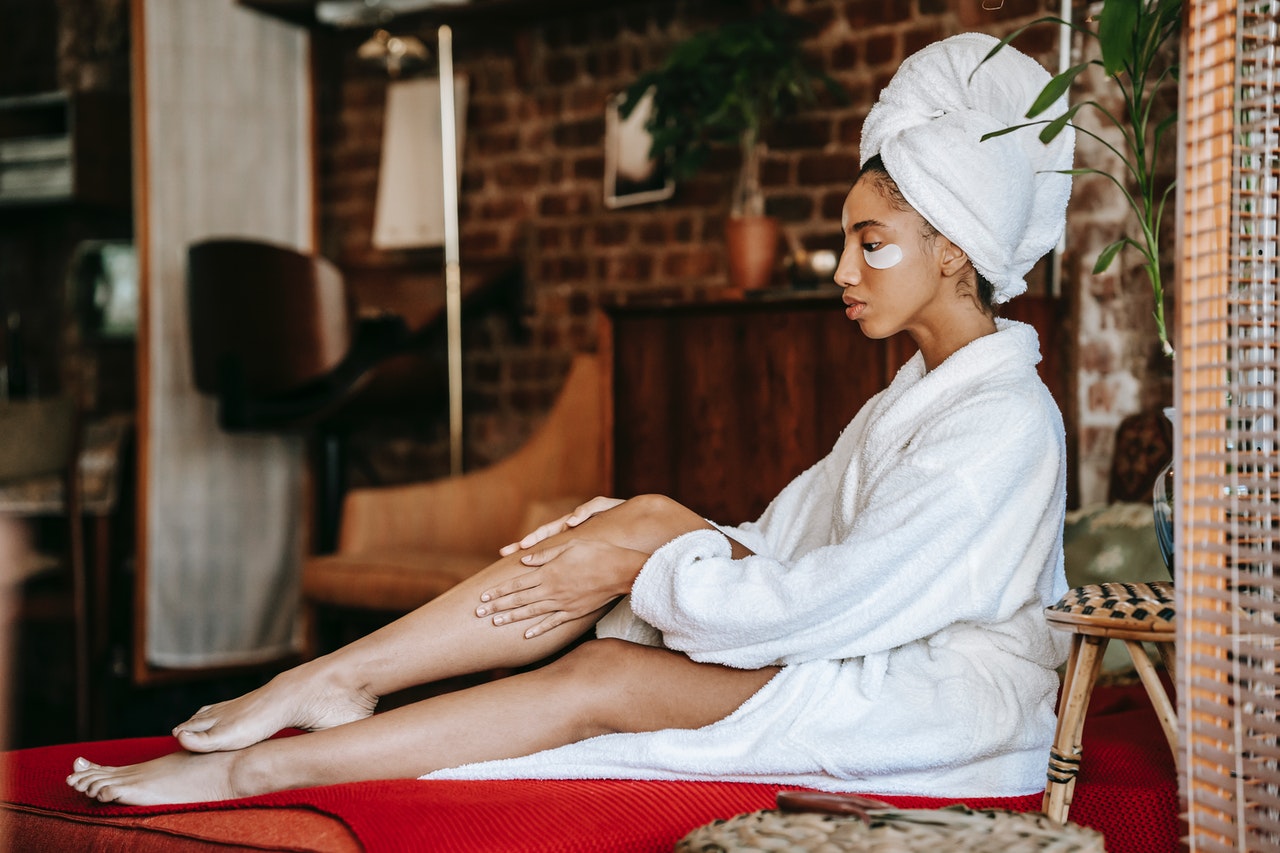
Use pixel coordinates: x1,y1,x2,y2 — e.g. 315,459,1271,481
843,299,866,321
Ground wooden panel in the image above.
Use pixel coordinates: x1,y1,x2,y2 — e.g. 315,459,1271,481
605,294,1067,526
605,295,896,525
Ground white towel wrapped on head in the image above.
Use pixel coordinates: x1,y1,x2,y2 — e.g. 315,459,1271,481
860,32,1074,303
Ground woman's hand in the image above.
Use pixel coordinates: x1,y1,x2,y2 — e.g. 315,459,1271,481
476,538,647,638
498,496,626,556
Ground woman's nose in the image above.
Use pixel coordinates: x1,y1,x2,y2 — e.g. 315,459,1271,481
834,246,860,289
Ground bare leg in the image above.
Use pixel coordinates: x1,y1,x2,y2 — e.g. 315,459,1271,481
170,495,733,753
68,638,779,805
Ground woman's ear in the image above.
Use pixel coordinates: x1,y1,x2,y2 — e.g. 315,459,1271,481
936,237,969,277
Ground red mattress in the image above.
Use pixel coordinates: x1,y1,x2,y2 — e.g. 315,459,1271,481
0,684,1178,852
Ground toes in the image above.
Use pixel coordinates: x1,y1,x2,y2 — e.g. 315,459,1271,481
68,759,111,782
86,778,121,802
175,716,217,736
68,769,102,793
176,727,231,753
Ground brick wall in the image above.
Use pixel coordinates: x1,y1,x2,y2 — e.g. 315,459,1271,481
317,0,1166,498
1065,0,1177,504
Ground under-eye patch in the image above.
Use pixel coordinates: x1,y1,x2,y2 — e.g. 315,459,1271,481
863,244,903,269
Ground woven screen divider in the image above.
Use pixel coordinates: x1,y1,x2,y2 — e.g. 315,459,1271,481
1177,2,1280,850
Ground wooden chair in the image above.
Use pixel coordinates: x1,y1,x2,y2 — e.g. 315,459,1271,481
1042,581,1177,823
300,353,607,648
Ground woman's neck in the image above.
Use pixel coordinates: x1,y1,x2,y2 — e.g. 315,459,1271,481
916,310,998,372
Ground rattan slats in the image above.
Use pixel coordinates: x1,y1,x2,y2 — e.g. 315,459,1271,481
1178,0,1280,849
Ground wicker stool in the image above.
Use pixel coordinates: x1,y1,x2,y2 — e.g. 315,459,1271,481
677,802,1106,852
1042,581,1176,823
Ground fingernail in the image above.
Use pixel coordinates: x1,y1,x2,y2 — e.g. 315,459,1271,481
480,593,490,602
476,607,487,616
493,616,504,625
524,630,535,639
521,555,532,563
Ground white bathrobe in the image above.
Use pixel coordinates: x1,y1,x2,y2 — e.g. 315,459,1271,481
428,319,1069,797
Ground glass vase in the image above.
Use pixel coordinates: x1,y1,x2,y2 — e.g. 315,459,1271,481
1157,404,1172,578
1152,458,1174,578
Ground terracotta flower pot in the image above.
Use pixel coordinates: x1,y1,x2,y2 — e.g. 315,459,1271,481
725,215,780,291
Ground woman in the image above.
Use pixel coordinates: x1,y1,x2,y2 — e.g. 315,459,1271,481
68,32,1074,806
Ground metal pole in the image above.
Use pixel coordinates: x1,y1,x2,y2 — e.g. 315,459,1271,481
1050,0,1073,299
437,24,463,475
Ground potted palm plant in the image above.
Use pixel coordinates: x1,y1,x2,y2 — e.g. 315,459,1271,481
983,0,1180,571
621,8,843,290
982,0,1181,357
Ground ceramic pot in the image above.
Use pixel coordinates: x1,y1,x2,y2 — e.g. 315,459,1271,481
725,215,780,291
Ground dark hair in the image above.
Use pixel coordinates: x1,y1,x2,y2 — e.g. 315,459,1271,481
855,155,995,312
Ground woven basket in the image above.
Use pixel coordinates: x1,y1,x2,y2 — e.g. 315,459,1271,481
676,804,1106,853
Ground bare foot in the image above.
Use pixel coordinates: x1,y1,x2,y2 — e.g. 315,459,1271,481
66,753,246,806
172,660,377,754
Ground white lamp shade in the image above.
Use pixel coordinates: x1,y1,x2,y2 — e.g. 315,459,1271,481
373,75,468,249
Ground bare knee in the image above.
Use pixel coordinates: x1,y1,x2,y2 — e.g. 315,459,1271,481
541,639,658,737
549,638,647,689
624,493,697,522
597,494,710,552
620,494,752,558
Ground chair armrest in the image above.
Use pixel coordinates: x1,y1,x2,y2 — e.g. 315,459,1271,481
337,466,526,557
336,352,606,559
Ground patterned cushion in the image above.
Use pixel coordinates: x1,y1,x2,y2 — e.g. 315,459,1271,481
1046,582,1176,633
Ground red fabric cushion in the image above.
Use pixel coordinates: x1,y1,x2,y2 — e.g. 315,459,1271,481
1,684,1178,853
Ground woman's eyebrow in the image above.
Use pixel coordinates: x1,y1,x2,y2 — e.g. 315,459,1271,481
851,218,888,233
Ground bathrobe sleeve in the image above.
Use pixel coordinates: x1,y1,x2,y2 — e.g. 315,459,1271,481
628,386,1064,669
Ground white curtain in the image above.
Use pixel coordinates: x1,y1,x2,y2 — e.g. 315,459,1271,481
139,1,311,667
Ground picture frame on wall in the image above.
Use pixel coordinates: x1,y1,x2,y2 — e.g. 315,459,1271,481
604,87,674,209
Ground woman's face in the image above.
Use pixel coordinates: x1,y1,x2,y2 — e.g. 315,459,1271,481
834,176,952,344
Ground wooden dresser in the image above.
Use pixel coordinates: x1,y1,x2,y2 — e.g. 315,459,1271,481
601,289,1068,525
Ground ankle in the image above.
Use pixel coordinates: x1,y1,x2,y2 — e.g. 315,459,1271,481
226,748,275,800
310,648,378,700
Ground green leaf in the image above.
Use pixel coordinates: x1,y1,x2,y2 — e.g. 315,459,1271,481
1098,0,1140,76
1093,238,1128,274
980,121,1042,142
970,16,1087,84
1025,64,1090,118
1038,102,1085,143
1153,111,1178,149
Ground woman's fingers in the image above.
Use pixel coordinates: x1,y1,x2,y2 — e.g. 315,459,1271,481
499,518,565,556
523,612,568,639
487,601,557,627
476,570,542,614
518,541,571,568
576,496,626,521
497,496,626,556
